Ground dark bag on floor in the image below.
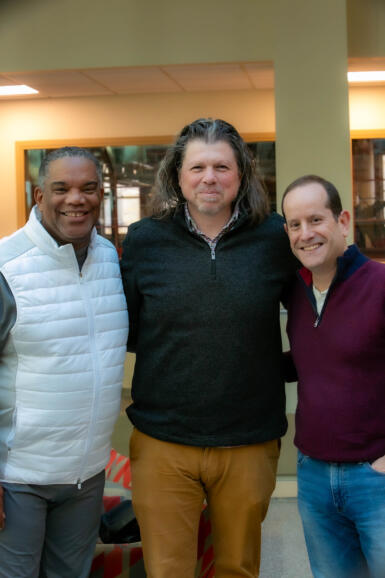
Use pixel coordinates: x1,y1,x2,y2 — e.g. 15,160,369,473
99,500,141,544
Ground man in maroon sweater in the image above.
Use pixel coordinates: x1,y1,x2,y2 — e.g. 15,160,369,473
282,175,385,578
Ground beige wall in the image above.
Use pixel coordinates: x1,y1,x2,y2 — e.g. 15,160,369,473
347,0,385,56
1,0,384,72
0,0,276,71
349,86,385,130
274,0,350,204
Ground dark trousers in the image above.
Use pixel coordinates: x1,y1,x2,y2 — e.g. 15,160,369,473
0,470,105,578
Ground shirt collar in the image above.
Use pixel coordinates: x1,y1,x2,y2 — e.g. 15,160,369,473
184,202,240,242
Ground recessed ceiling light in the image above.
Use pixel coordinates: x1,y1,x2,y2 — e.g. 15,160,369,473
0,85,39,96
348,71,385,82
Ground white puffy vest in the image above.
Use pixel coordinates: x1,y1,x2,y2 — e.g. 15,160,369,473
0,207,128,484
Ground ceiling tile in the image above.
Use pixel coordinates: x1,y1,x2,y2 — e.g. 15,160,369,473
6,57,382,99
348,57,385,71
6,70,112,97
0,73,24,87
163,63,253,91
85,67,182,93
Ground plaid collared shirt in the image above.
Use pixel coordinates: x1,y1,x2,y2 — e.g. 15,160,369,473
184,203,240,258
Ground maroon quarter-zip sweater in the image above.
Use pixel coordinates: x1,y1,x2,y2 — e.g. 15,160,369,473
287,245,385,462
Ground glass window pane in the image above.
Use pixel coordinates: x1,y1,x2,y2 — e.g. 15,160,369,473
352,139,385,259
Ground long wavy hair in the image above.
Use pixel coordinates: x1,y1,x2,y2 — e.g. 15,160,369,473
152,118,269,224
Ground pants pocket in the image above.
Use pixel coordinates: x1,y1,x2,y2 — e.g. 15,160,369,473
297,449,310,467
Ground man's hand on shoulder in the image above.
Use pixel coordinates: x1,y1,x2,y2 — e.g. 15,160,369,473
0,485,5,530
371,454,385,473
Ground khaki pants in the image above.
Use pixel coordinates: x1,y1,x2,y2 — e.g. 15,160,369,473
129,429,279,578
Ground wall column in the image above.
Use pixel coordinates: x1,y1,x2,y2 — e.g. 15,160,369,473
274,0,352,219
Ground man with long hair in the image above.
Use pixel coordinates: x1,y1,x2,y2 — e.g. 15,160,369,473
121,119,296,577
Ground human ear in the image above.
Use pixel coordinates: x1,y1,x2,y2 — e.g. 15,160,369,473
34,186,44,208
339,210,350,237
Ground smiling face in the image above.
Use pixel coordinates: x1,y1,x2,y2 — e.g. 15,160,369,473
283,182,350,289
34,156,102,250
178,139,241,226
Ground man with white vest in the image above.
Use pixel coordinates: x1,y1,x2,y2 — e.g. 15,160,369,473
0,147,129,578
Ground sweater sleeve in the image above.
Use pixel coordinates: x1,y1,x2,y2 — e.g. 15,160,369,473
282,350,298,382
0,273,16,353
120,224,141,353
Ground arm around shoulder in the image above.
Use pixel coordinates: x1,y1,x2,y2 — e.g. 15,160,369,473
282,350,298,383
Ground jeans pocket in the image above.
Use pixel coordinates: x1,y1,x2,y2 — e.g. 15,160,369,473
297,450,310,467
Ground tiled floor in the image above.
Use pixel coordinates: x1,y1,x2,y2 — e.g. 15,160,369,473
260,498,312,578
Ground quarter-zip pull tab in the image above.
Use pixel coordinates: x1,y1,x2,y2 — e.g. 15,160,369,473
210,246,216,277
77,479,82,490
314,317,320,328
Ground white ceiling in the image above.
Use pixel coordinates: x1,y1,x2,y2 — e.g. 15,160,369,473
0,58,384,101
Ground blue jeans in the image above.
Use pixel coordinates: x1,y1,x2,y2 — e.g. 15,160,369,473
297,451,385,578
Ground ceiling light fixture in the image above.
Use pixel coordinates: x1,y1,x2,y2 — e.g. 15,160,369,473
0,85,39,96
348,71,385,82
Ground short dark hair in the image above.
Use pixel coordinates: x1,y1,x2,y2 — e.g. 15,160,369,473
38,147,103,189
152,118,269,224
281,174,343,221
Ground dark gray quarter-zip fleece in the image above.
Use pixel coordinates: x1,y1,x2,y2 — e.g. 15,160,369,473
121,209,297,447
